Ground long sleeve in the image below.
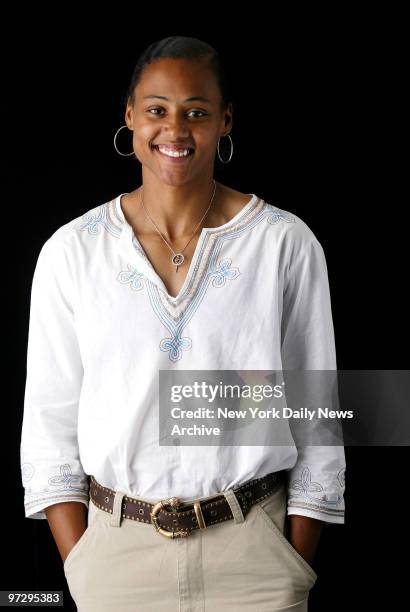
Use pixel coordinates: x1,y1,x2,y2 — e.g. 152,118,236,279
20,231,89,519
281,233,346,524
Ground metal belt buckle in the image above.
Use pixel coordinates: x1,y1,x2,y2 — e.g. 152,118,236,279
150,496,206,539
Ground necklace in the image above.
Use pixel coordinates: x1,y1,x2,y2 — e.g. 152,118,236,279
139,180,217,273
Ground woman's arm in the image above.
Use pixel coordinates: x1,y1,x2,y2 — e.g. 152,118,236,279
21,234,89,520
288,515,324,566
45,502,87,563
281,234,346,526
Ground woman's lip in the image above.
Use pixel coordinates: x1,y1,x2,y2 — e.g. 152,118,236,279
152,145,194,162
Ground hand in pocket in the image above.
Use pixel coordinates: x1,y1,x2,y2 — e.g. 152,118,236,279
62,529,88,563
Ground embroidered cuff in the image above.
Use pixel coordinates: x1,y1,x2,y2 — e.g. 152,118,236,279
286,463,345,525
287,500,345,524
21,461,90,519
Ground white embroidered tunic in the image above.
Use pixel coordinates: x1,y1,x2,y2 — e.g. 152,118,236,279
20,192,346,523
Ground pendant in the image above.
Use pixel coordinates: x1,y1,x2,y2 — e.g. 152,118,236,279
172,253,185,273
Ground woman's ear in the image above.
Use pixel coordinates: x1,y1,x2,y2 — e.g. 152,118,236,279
125,100,134,130
225,109,233,130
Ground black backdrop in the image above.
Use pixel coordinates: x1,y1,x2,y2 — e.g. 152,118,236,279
2,11,408,611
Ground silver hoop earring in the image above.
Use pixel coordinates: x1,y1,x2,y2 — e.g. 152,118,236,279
113,125,134,157
217,134,233,163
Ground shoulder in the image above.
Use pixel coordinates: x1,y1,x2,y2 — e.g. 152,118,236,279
263,201,323,252
259,201,329,278
38,195,119,260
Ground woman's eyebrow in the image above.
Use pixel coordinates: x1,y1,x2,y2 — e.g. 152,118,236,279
143,95,211,103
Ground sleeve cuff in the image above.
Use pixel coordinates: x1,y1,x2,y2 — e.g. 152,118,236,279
287,503,344,524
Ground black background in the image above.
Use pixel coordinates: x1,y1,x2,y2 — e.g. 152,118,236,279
2,9,408,611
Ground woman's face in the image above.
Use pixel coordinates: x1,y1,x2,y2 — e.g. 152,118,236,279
125,58,232,186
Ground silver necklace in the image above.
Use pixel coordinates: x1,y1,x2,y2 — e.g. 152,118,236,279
140,180,217,273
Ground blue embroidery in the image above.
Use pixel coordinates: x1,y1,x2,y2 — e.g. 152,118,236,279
289,466,343,505
116,253,241,362
74,203,121,238
290,466,324,495
266,206,296,225
210,258,240,287
159,334,193,362
48,464,85,491
154,256,241,361
117,264,145,291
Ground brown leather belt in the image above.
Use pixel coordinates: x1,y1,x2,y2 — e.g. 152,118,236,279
89,470,287,539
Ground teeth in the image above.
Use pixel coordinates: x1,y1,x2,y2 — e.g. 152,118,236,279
157,145,192,158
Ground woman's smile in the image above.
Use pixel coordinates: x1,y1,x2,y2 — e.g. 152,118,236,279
152,144,195,164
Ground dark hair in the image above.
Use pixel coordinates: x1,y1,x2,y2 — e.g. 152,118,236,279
123,36,233,115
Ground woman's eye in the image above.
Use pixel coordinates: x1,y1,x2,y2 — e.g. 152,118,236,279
148,108,206,118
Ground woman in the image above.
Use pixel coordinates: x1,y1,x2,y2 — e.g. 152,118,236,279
20,36,346,611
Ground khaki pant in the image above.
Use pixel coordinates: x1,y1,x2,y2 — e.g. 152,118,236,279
64,481,317,611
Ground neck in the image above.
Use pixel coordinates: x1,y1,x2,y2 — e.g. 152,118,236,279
135,176,219,242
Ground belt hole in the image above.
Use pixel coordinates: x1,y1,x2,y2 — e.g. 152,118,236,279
104,496,110,503
122,502,127,509
261,483,267,490
192,517,197,522
210,510,217,516
138,508,144,515
245,491,252,497
173,519,178,524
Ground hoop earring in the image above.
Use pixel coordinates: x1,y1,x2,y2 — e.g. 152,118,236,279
113,125,134,157
217,134,233,163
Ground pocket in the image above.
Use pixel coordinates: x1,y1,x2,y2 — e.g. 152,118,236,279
256,502,318,584
63,512,100,572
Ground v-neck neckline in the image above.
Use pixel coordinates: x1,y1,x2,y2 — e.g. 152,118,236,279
115,191,259,302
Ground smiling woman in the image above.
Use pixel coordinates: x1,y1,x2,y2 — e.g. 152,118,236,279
20,34,346,612
120,42,237,247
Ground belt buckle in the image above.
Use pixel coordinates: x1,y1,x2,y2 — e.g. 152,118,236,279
150,496,192,539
